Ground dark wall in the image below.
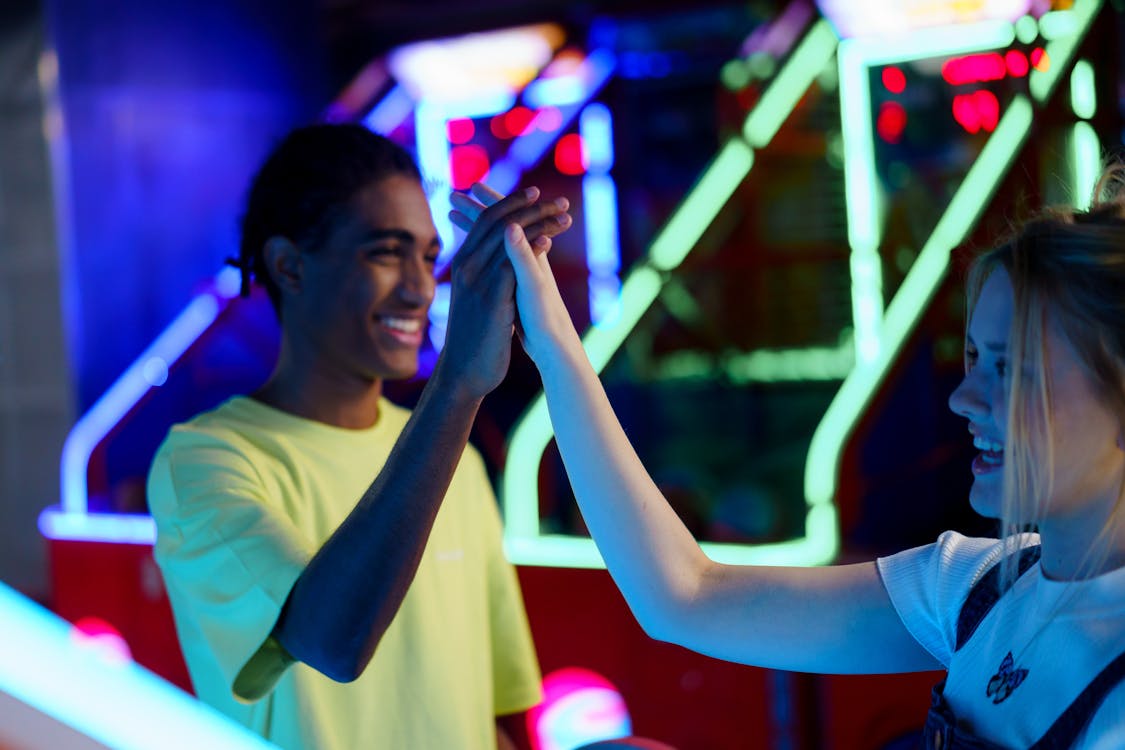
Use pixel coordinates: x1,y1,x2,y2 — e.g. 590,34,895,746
45,0,330,411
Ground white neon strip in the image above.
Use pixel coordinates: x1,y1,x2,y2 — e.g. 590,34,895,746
362,85,414,135
38,509,156,545
61,294,220,515
0,582,278,749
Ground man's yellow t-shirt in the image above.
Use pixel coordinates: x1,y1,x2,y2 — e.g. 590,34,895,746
147,396,542,750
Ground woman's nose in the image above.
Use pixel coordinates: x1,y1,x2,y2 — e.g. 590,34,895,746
948,370,988,419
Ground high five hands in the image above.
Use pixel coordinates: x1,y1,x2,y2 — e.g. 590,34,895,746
449,183,577,367
440,183,572,398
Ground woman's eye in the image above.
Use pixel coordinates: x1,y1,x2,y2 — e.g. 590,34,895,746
424,254,439,266
965,348,978,370
996,360,1007,377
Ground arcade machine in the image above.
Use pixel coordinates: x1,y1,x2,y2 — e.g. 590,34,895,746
36,0,1116,747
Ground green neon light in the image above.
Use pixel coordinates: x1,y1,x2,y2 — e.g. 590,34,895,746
1030,0,1102,104
1038,10,1077,41
743,20,838,148
504,503,839,569
1014,15,1039,45
806,96,1034,508
650,340,853,384
648,140,754,271
1071,121,1100,211
837,20,1016,368
1070,59,1096,120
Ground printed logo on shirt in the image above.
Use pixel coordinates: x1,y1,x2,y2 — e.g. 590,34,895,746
986,651,1028,704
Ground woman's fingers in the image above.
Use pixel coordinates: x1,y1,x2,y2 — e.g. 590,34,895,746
470,182,505,206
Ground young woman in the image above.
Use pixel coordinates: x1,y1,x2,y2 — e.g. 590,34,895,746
453,172,1125,748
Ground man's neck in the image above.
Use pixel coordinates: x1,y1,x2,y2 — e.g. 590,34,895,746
254,354,384,430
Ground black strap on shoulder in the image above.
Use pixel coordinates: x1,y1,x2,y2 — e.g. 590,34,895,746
954,544,1042,652
1029,646,1125,748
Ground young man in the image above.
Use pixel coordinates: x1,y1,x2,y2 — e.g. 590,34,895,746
147,124,572,749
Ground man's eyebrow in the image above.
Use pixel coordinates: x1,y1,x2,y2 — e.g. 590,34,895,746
359,228,442,248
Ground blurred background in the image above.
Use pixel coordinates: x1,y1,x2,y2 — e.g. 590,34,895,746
0,0,1121,747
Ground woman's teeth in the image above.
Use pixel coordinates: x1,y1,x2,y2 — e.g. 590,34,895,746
973,435,1004,464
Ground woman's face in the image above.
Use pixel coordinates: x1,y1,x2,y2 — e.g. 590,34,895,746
948,267,1124,520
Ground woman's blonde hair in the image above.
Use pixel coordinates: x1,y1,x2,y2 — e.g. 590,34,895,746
966,163,1125,587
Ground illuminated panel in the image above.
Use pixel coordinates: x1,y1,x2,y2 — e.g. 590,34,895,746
422,49,617,351
0,581,277,749
806,95,1034,509
817,0,1031,39
44,266,243,544
503,17,841,569
837,20,1016,367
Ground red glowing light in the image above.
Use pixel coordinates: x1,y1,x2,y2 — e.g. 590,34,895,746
70,616,133,663
1005,50,1029,78
554,133,587,175
942,52,1006,86
876,101,907,143
951,90,1000,134
1031,47,1049,72
881,66,907,94
450,144,491,190
535,106,563,132
447,118,475,145
490,114,510,139
504,106,536,138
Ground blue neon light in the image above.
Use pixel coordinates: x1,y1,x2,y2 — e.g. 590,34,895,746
363,85,414,135
60,292,221,515
579,102,622,327
0,581,278,748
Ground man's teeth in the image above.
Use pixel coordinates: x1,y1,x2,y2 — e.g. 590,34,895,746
972,435,1004,453
380,317,421,333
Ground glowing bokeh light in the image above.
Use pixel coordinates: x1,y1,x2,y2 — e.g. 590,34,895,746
554,133,587,175
1005,49,1029,77
941,51,1006,85
881,65,906,93
450,144,491,190
504,106,537,137
529,668,631,750
876,101,907,142
446,118,475,144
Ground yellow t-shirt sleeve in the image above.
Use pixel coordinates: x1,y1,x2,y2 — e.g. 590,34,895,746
148,432,312,703
469,453,543,716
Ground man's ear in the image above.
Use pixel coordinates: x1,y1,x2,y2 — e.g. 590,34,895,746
262,236,303,297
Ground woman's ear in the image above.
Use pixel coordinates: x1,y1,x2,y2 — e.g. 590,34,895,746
262,236,302,297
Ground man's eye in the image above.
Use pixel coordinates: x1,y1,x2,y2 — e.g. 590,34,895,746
367,246,401,260
424,254,439,265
